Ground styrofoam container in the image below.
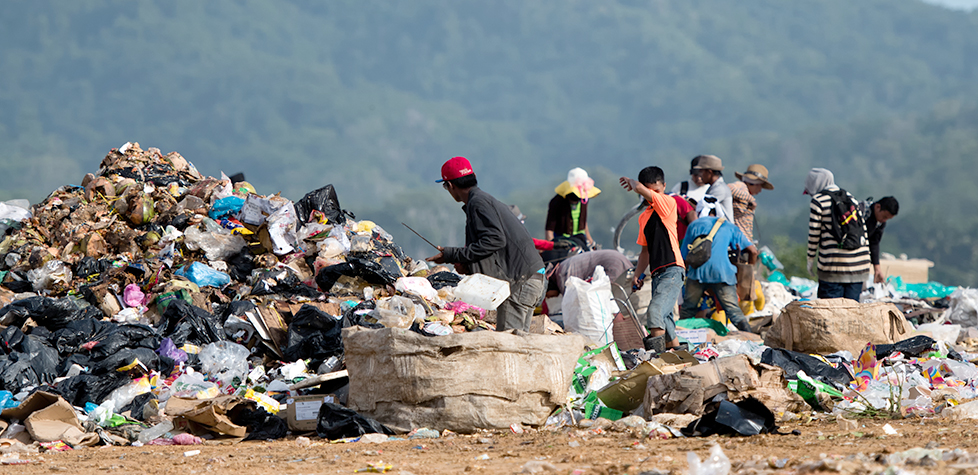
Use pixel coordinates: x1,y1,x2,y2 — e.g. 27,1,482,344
453,273,511,311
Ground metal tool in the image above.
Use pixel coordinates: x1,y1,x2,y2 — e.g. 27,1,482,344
401,222,441,251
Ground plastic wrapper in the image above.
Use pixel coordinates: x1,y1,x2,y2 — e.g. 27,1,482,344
199,341,250,387
266,201,299,255
175,262,231,288
394,277,439,301
183,223,247,261
315,402,394,440
172,370,220,399
98,376,152,415
27,260,73,291
158,337,189,366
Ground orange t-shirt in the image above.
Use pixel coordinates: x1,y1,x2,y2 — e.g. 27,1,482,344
636,190,685,274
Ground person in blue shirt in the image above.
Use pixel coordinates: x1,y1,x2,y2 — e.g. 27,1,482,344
679,213,759,333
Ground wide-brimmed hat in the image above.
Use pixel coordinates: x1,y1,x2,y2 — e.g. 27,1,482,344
735,164,774,190
691,155,723,172
554,167,601,201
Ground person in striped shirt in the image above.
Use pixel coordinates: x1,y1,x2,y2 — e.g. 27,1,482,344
804,168,871,301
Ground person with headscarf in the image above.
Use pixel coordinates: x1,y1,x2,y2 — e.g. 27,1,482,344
804,168,871,300
545,168,601,249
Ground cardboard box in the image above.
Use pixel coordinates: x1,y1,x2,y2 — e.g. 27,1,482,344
286,394,336,432
596,351,697,412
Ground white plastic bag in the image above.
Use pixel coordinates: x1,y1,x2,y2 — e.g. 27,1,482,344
561,265,615,345
395,277,439,301
947,288,978,327
199,341,250,387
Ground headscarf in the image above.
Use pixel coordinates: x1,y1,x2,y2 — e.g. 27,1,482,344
804,168,835,196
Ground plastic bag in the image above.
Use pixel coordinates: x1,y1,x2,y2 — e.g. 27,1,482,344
283,304,343,365
947,288,978,327
158,337,188,366
184,222,247,261
175,262,231,288
208,196,245,220
394,277,439,301
561,266,615,345
53,372,130,407
239,407,289,441
27,260,73,291
0,201,31,222
98,376,152,415
426,271,462,289
374,296,424,329
158,299,225,346
199,341,250,387
294,184,350,226
172,369,219,399
34,297,102,331
315,402,394,440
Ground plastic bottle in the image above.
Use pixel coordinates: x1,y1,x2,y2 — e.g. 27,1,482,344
137,420,174,443
687,444,730,475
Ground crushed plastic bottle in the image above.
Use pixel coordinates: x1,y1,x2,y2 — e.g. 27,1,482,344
137,420,174,443
687,444,730,475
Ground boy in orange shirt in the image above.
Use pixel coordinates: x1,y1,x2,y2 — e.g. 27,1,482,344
619,167,686,350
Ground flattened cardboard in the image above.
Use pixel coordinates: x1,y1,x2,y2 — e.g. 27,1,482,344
167,396,256,438
286,394,336,432
0,391,98,446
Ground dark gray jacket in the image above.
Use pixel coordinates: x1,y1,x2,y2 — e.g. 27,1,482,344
442,187,544,283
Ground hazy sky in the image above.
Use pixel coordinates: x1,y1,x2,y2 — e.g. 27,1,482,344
922,0,978,10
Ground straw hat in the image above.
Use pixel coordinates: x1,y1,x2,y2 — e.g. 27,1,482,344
554,168,601,201
735,164,774,190
691,155,724,172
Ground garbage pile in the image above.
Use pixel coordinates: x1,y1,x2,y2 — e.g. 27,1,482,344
0,143,534,448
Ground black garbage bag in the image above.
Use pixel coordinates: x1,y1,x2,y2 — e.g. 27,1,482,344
88,324,160,361
93,347,160,374
760,348,852,389
74,256,112,280
53,372,130,407
217,300,258,326
226,249,255,283
0,296,53,328
427,271,462,289
158,300,224,346
294,184,353,225
283,304,343,365
237,407,289,440
0,325,25,354
682,397,777,437
21,334,59,383
34,297,103,331
49,318,116,355
57,353,92,377
251,267,322,299
874,335,936,359
0,358,38,394
315,402,394,440
341,300,383,329
315,256,402,292
120,392,157,421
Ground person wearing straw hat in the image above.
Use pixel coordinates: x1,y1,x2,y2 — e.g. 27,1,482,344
691,155,734,221
729,164,774,242
545,168,601,249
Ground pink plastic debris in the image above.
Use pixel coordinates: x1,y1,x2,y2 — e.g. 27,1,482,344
172,433,204,445
124,283,147,308
443,301,486,320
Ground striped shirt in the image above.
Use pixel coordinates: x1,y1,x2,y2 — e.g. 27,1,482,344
807,186,871,283
729,181,756,242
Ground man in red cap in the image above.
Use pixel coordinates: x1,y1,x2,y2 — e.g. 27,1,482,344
427,157,546,332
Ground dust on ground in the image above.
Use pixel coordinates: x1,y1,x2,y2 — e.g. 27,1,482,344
14,418,978,474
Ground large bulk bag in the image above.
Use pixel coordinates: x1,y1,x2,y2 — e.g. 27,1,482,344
764,298,911,356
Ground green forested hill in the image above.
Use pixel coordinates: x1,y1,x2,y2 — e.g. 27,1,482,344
1,0,976,283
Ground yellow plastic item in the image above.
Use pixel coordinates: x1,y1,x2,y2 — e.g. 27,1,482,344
711,309,729,326
738,281,766,316
356,220,377,233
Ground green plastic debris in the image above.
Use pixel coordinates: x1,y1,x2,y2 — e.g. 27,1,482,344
676,317,728,336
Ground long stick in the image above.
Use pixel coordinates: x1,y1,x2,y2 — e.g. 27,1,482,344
401,222,441,250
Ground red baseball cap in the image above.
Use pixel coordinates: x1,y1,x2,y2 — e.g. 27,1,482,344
436,156,475,183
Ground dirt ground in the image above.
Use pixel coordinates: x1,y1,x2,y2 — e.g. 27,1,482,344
8,417,978,474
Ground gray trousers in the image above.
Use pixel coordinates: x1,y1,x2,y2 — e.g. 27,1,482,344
495,275,545,332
